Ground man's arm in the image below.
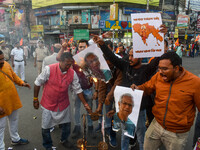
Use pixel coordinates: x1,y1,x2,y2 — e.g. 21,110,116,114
23,54,26,66
33,85,40,109
34,51,37,67
96,80,107,112
11,55,14,67
56,42,67,61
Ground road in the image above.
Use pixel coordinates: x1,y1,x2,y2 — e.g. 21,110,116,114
4,56,200,150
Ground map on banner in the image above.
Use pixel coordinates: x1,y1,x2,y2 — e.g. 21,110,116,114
131,13,164,58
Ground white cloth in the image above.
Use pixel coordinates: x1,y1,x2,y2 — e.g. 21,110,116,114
13,61,25,81
41,105,71,129
34,65,82,94
11,47,24,61
42,53,58,71
0,110,20,150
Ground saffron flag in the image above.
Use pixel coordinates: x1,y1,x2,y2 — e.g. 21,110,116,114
195,35,200,42
175,38,179,47
68,37,74,44
20,38,23,46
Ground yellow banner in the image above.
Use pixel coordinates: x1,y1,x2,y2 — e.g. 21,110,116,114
32,0,159,9
30,25,44,33
110,3,118,21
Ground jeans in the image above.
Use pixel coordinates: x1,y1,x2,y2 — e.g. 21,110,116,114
136,109,146,150
193,111,200,147
42,122,71,149
74,89,93,126
144,119,189,150
121,129,130,150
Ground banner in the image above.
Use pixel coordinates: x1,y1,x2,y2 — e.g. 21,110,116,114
31,25,44,32
174,28,179,38
34,8,57,16
104,20,132,30
185,0,200,11
110,3,118,21
177,15,190,29
15,9,24,27
131,13,164,58
82,10,90,24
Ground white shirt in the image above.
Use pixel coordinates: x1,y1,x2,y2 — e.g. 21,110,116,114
34,65,83,94
11,47,24,61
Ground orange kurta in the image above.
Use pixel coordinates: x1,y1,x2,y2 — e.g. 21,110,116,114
0,61,24,118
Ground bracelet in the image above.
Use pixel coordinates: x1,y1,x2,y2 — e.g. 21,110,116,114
84,103,89,107
34,97,38,100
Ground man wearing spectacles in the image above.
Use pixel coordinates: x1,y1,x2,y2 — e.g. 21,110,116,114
113,93,136,150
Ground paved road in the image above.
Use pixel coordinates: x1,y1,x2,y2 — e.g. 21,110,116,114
4,56,200,150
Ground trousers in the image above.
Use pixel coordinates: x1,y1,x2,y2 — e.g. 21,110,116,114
14,61,25,81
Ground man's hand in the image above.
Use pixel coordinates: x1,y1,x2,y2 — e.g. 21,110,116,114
102,31,113,38
130,84,139,91
93,91,98,100
93,35,105,47
90,111,100,121
22,83,31,89
62,42,68,50
84,103,92,114
0,107,5,115
106,110,115,118
159,24,167,35
95,103,103,113
33,100,39,109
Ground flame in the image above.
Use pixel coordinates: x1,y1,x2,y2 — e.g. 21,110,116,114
81,144,84,150
93,77,97,83
79,68,82,72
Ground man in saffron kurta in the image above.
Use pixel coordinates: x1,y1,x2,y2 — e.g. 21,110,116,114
0,50,31,150
34,52,92,150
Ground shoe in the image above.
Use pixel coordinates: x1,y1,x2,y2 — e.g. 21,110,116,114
11,138,29,145
109,135,117,148
95,123,101,133
71,125,81,139
88,126,96,139
60,140,73,148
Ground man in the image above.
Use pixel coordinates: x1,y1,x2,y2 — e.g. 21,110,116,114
34,40,49,75
0,50,30,150
11,42,26,81
0,41,10,61
42,43,61,70
113,93,136,150
34,52,92,150
84,52,112,82
56,39,95,139
131,52,200,150
117,44,128,59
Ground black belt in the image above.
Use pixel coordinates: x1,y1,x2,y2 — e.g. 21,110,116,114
14,60,24,62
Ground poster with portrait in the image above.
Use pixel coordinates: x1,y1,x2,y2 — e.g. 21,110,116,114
113,86,143,138
72,14,82,24
73,44,112,83
91,11,100,29
51,15,60,25
131,13,164,58
82,10,90,24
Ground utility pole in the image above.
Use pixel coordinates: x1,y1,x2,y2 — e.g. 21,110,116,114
146,0,149,12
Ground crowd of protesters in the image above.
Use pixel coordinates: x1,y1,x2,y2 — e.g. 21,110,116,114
0,28,200,150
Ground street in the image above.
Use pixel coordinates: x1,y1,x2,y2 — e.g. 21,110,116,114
4,56,200,150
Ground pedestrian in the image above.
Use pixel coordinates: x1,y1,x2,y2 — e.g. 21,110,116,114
0,40,10,61
56,39,96,139
131,52,200,150
0,50,31,150
34,52,93,150
34,40,49,75
11,41,26,81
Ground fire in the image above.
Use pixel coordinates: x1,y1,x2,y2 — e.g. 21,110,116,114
93,77,97,83
81,144,84,150
79,68,82,72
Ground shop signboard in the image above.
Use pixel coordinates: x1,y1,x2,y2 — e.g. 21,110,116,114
34,8,57,17
176,15,190,29
32,0,159,9
185,0,200,11
174,28,179,38
31,25,44,32
99,20,105,28
105,21,132,30
74,29,89,40
82,10,90,24
110,3,118,21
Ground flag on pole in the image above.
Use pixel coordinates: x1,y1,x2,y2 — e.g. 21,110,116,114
175,38,179,47
195,35,200,42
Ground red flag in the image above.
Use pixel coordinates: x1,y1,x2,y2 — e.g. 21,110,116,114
68,37,74,44
20,38,23,46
